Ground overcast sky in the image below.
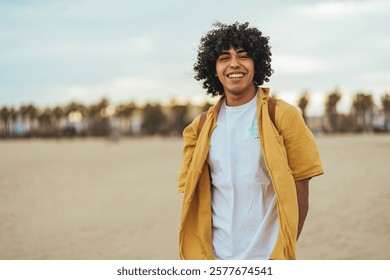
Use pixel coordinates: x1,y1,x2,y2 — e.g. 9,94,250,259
0,0,389,116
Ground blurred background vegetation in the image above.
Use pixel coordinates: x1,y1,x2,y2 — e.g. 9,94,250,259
1,89,390,139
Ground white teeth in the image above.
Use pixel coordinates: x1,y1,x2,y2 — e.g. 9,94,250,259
227,73,244,78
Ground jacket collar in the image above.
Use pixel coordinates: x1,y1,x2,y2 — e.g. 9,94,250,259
209,87,270,118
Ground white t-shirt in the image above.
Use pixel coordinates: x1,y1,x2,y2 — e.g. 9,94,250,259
208,94,279,260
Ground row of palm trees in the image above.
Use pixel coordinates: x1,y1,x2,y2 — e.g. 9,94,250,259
1,90,390,138
298,90,390,133
0,98,208,138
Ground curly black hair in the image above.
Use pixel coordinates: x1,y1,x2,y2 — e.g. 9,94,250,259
194,22,273,97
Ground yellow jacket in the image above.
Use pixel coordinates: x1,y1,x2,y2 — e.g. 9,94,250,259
178,88,323,260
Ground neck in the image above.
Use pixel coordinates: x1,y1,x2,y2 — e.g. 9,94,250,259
225,86,257,107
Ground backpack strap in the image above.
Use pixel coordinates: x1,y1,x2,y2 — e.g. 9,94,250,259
197,97,277,136
268,96,277,128
197,112,207,136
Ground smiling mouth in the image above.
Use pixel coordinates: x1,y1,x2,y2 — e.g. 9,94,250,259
227,73,245,79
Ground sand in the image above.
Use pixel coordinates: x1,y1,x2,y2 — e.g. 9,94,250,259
0,135,389,260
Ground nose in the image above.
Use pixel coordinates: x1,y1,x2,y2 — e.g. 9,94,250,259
229,55,240,68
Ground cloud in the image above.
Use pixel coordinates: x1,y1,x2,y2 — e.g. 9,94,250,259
272,54,332,74
55,73,201,106
61,76,166,104
3,36,155,62
295,0,390,19
360,72,390,82
357,72,390,95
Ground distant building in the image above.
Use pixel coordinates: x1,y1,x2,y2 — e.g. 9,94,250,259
11,121,28,136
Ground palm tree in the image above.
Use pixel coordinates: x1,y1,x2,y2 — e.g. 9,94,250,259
65,102,88,121
20,104,39,136
352,93,374,132
169,99,190,135
297,91,310,123
9,107,18,136
63,102,88,136
381,93,390,131
52,106,65,136
141,103,167,135
38,108,53,136
88,98,110,136
325,89,342,133
0,106,10,137
115,102,136,135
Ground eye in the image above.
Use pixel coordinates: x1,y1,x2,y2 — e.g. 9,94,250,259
219,56,229,61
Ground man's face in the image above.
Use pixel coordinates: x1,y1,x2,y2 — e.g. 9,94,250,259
215,47,255,96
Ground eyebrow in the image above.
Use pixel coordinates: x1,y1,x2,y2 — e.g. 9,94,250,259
220,51,230,55
219,49,247,55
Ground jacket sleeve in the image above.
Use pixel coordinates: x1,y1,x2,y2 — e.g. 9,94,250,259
177,115,201,193
276,101,324,181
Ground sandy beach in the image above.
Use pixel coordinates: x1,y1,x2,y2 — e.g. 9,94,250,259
0,135,389,260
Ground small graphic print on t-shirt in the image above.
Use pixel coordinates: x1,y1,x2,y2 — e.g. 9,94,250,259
248,121,259,139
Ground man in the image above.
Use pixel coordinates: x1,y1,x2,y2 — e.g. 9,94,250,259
177,22,323,260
